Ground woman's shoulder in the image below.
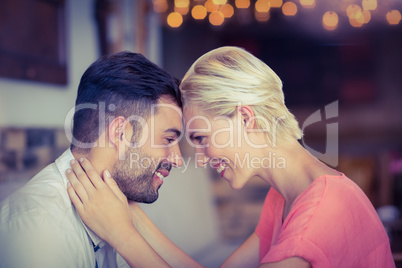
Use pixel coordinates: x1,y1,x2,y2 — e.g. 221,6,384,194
289,173,384,237
296,173,364,205
312,173,372,208
270,174,392,267
283,174,373,231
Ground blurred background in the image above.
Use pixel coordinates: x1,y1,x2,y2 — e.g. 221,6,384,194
0,0,402,266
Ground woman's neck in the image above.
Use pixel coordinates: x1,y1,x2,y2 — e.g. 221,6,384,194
258,139,338,210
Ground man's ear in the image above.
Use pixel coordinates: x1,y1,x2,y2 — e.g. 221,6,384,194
237,105,256,130
108,116,128,148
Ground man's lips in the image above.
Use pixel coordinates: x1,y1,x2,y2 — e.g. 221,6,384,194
154,169,170,183
156,169,169,177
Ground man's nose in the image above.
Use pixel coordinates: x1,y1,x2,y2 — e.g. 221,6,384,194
168,145,183,168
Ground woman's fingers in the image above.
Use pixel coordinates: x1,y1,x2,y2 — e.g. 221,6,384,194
67,157,123,205
66,168,89,204
76,158,106,189
103,170,127,203
65,161,132,244
70,158,97,194
66,181,85,213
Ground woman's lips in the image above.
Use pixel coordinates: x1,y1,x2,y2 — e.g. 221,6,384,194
215,162,226,178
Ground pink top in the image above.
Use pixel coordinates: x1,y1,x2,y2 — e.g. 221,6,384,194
256,174,395,267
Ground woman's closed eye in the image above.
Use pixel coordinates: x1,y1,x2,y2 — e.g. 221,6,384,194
193,136,205,144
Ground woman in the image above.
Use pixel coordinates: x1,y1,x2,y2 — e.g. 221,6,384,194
67,46,394,267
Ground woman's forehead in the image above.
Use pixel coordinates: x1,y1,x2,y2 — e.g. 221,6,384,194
183,104,203,118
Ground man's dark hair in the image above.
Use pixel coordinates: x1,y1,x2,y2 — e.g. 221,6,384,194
70,51,182,153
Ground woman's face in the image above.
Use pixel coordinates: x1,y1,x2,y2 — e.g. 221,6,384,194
184,105,263,189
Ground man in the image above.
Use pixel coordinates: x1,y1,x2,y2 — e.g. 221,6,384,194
0,51,183,267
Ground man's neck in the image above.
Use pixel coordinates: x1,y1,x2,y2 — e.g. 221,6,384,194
71,148,113,178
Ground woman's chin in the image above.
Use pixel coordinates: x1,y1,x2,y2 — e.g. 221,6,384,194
227,178,247,190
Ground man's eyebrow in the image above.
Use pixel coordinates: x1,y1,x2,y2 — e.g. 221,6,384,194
164,128,181,137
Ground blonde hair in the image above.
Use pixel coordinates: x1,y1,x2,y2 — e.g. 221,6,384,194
180,46,303,141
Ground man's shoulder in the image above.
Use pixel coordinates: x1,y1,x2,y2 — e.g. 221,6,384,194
0,162,70,226
0,158,97,268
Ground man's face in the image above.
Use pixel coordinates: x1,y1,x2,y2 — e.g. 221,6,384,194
112,96,183,203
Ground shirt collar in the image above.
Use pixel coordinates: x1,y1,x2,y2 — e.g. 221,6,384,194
55,149,106,249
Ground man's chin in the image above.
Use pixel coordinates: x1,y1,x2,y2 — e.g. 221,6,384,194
127,193,158,204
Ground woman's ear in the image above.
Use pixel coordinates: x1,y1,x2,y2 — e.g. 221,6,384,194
237,105,256,130
108,116,128,148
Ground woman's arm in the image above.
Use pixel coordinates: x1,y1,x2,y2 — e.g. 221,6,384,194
66,158,169,268
220,231,260,268
129,202,203,268
259,257,311,268
220,232,311,268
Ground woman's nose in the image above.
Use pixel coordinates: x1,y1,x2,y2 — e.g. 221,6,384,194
195,152,210,167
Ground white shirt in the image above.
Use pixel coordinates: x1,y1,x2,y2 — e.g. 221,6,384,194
0,149,129,268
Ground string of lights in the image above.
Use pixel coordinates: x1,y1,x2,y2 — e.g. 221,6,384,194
151,0,402,30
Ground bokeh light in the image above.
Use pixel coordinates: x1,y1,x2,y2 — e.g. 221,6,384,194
220,4,235,18
346,4,362,18
346,5,365,27
235,0,251,9
300,0,315,8
362,0,377,11
362,10,371,23
282,2,297,16
167,12,183,28
175,6,189,15
255,0,271,13
386,10,402,25
268,0,283,8
174,0,189,8
213,0,227,4
192,5,207,20
322,11,339,31
205,0,219,12
209,10,225,25
255,10,270,22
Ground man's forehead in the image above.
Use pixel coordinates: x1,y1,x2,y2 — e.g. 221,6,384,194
157,95,181,107
151,102,183,133
155,97,182,113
